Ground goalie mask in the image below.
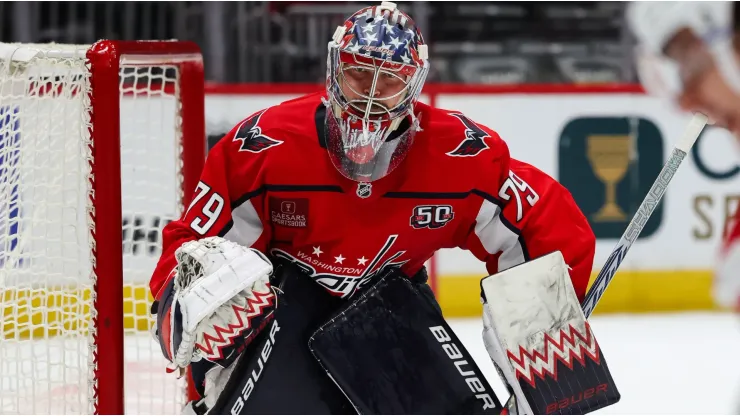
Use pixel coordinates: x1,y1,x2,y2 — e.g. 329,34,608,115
325,1,429,182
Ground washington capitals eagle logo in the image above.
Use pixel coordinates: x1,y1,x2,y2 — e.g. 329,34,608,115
233,109,283,153
446,113,490,157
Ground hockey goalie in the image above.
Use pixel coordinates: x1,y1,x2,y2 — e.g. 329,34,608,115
148,2,620,414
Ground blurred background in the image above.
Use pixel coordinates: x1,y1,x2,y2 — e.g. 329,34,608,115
2,2,740,414
0,1,634,84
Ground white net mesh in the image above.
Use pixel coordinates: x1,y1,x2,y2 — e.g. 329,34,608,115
0,43,188,414
119,63,186,415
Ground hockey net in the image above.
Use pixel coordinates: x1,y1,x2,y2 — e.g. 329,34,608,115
0,41,204,414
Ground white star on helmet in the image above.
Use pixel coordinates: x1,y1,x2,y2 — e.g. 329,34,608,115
389,35,404,49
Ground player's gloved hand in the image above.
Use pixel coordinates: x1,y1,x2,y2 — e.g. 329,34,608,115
153,237,277,376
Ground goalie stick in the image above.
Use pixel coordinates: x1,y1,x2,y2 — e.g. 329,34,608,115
581,112,709,317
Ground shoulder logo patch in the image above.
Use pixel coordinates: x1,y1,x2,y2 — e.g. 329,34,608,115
233,109,283,153
446,113,490,157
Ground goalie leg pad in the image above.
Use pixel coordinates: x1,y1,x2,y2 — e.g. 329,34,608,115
309,270,503,415
481,251,620,415
201,260,354,415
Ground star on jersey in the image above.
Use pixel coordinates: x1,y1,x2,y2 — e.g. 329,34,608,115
446,113,491,157
233,109,283,153
313,246,323,257
269,235,409,298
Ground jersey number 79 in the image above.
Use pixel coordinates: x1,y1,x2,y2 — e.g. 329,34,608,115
185,181,225,235
498,171,539,222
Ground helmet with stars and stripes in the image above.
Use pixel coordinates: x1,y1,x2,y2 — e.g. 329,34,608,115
324,1,429,182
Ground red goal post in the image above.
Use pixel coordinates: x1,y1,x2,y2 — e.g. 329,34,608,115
87,40,206,415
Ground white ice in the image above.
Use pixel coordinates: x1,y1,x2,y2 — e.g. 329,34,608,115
450,312,740,414
4,312,738,414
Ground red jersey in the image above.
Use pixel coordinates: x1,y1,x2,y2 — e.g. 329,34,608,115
150,93,595,302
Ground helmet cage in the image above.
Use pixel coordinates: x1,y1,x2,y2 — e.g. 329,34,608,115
323,2,429,182
327,45,428,122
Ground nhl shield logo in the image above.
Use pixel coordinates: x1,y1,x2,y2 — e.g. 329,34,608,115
356,182,372,199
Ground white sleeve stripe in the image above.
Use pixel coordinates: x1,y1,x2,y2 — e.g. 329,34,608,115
474,198,528,272
223,199,263,248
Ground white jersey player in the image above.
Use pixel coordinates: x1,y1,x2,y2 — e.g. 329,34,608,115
628,1,740,311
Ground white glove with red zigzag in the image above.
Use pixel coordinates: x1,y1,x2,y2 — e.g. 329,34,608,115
156,237,277,376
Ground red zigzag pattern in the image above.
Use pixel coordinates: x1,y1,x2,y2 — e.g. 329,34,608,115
506,322,601,388
195,285,276,360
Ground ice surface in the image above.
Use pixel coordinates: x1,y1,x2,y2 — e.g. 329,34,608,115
3,312,738,414
449,312,740,414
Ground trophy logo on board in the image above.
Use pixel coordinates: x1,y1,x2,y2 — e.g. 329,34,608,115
558,116,664,240
587,135,630,222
